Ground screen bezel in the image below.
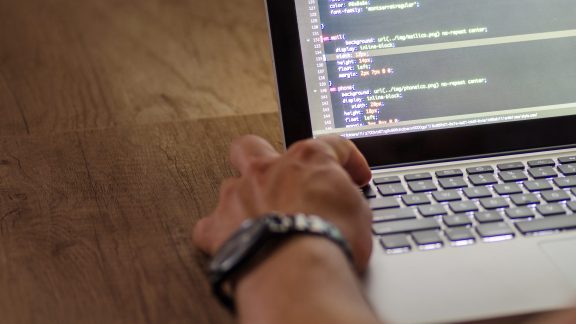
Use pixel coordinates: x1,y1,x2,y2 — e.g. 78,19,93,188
266,0,576,167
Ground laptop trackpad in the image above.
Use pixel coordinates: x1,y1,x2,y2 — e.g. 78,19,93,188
540,237,576,289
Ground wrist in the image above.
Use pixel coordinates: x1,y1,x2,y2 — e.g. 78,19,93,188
236,235,351,293
209,213,355,311
235,236,377,324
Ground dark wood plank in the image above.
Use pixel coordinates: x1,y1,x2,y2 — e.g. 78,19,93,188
0,74,29,136
0,0,276,135
0,113,281,323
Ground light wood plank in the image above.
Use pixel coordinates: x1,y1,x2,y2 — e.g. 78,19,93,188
0,0,277,135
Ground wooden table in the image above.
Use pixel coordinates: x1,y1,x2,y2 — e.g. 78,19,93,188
0,0,279,322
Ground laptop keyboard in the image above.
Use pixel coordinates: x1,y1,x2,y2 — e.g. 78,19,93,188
366,154,576,254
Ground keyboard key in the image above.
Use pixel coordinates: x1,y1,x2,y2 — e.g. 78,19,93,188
493,183,522,195
463,186,492,199
467,166,494,174
476,222,515,239
528,159,555,168
516,216,576,235
373,175,401,185
505,207,535,219
438,177,468,190
524,180,553,192
499,170,528,183
537,204,566,217
567,201,576,212
510,193,540,206
554,176,576,189
418,204,448,217
402,194,431,206
572,188,576,197
436,169,464,178
558,156,576,164
497,162,524,171
432,190,461,202
373,208,417,222
412,231,443,246
558,164,576,176
449,201,479,213
408,180,437,193
469,174,498,186
363,186,377,198
377,183,407,196
528,167,558,179
380,235,411,250
405,172,432,182
444,214,473,227
480,197,509,210
541,190,571,203
369,197,400,210
372,218,441,235
475,211,504,223
445,227,475,243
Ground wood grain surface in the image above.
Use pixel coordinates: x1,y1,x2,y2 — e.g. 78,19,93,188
0,0,283,322
0,113,282,323
0,0,276,136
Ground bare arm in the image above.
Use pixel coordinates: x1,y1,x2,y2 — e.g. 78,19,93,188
193,135,380,324
236,236,380,324
530,308,576,324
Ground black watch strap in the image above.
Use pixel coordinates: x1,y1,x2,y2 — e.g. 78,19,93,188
208,213,353,312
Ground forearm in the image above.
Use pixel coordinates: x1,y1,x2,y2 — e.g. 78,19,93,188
236,236,381,324
530,308,576,324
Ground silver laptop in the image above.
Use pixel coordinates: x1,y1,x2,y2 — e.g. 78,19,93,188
265,0,576,323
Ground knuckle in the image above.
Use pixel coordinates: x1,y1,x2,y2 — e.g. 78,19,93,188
289,140,329,161
218,178,238,198
244,158,271,175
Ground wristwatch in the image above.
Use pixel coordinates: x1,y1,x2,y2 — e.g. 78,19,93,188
208,213,353,311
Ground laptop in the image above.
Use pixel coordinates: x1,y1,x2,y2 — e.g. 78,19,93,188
265,0,576,323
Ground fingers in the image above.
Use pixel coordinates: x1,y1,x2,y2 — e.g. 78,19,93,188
194,178,241,255
192,217,214,254
316,136,372,186
286,136,371,186
230,135,280,175
230,135,370,186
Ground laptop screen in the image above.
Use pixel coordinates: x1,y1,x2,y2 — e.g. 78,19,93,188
294,0,576,140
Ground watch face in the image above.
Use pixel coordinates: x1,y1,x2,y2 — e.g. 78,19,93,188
210,218,269,273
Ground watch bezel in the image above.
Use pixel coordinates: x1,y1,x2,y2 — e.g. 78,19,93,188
209,218,269,275
209,216,282,311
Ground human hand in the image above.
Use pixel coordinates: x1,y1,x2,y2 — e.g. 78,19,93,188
192,135,373,271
